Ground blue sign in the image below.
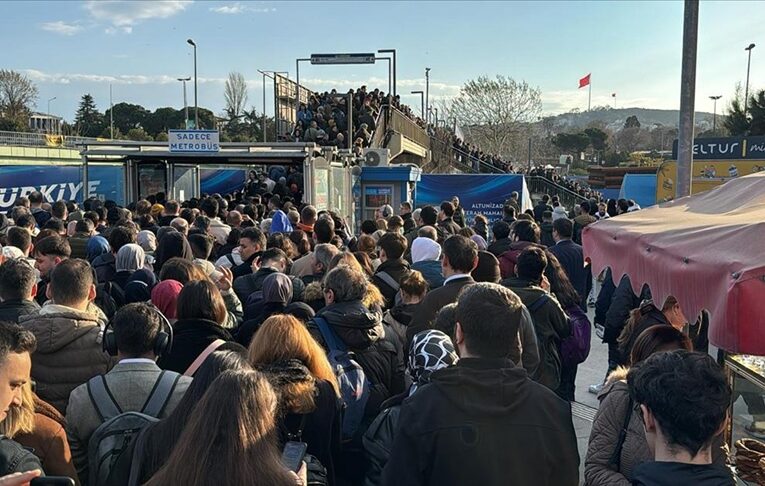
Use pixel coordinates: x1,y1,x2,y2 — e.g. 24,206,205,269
0,164,125,210
671,136,765,160
200,169,246,195
415,174,527,225
168,130,220,153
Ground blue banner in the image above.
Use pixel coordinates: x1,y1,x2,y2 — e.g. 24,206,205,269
0,164,124,210
200,169,246,196
415,174,527,225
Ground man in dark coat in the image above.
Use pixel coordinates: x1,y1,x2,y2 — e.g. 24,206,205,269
549,218,588,309
381,283,579,486
437,201,461,236
372,233,411,309
231,227,266,279
0,259,40,323
487,221,513,257
232,248,304,304
533,194,553,223
408,235,477,345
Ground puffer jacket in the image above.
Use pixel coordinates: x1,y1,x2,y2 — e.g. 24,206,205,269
584,368,729,486
20,305,112,414
410,260,444,290
308,300,406,420
382,303,418,347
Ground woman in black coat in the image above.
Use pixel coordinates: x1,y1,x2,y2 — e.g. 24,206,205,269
237,273,294,347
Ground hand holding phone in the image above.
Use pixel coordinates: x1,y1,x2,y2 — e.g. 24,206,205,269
281,441,307,473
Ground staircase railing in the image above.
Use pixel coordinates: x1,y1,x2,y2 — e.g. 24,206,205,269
526,175,588,209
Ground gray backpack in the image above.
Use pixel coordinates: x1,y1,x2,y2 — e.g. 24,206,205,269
87,371,180,486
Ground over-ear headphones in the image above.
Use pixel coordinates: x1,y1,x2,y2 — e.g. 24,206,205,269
103,303,174,358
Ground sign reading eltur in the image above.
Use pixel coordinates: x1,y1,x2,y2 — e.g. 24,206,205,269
168,130,220,153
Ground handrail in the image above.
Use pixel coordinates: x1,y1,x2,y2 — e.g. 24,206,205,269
526,175,588,208
369,105,387,149
387,106,430,148
0,130,100,148
446,141,506,174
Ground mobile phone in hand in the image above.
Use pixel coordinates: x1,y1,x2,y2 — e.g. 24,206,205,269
281,441,307,472
31,478,76,486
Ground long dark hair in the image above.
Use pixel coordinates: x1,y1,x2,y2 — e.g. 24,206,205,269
139,347,250,483
543,250,580,309
145,369,294,486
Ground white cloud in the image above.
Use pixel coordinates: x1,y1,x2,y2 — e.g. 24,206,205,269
83,0,192,34
209,2,276,14
21,69,251,87
40,21,83,36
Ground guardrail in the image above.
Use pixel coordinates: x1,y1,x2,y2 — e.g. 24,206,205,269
0,130,99,148
526,175,589,209
387,106,430,148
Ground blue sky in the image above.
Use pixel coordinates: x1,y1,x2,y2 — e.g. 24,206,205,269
3,0,765,121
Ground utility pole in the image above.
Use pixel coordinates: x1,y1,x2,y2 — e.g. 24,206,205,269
411,91,424,119
187,39,198,129
745,43,756,115
676,0,699,199
709,95,722,132
425,68,431,125
110,84,114,139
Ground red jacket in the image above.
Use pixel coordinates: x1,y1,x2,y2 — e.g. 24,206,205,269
498,241,544,279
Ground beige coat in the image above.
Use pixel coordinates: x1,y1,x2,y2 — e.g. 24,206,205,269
20,305,113,414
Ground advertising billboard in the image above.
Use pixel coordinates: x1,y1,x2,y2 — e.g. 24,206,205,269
200,169,247,196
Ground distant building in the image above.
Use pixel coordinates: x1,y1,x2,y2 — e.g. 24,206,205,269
29,112,62,134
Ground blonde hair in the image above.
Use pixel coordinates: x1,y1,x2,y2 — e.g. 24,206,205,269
0,383,35,437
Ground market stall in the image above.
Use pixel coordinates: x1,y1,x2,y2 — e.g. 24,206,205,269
582,171,765,481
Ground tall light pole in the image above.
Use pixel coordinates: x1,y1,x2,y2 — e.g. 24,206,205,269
177,77,191,128
187,38,198,129
745,43,756,116
676,0,699,199
47,97,56,133
411,90,424,119
425,67,431,125
110,84,114,139
378,49,397,96
709,95,722,132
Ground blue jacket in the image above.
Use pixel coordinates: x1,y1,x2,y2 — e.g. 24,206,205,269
270,210,294,234
411,260,444,290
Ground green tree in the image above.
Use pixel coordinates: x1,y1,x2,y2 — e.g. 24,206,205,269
624,115,641,129
723,84,749,136
126,127,153,141
584,127,608,151
74,94,104,137
154,131,169,141
552,132,590,155
105,102,150,135
0,70,38,129
144,107,184,138
749,90,765,136
224,72,248,120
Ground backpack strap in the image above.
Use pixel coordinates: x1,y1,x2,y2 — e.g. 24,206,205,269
140,371,181,418
87,375,122,422
375,271,400,293
527,294,550,313
226,253,236,266
184,339,226,377
314,316,346,352
609,395,634,467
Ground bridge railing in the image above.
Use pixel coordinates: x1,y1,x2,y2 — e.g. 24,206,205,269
526,175,589,209
0,130,100,149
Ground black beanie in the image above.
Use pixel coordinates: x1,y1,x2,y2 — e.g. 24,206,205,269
471,251,501,283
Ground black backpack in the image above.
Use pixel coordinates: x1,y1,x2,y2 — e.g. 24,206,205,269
94,281,124,319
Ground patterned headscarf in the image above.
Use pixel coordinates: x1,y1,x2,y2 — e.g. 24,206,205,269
408,330,459,396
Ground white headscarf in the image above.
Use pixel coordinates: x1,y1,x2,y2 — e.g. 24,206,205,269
116,244,145,272
411,237,441,263
137,230,157,252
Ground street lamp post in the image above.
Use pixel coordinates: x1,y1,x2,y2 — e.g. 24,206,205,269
187,39,198,129
425,68,431,125
177,77,191,128
745,43,756,115
411,91,424,119
47,97,56,134
377,49,397,96
709,95,722,132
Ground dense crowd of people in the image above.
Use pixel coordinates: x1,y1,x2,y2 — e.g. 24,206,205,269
0,184,736,486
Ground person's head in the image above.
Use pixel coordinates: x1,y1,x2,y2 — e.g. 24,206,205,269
661,296,688,330
42,217,66,236
288,230,310,257
0,323,36,422
312,243,339,276
515,247,547,284
28,191,43,207
387,215,404,234
248,314,340,411
188,233,214,261
552,218,573,242
511,191,519,201
417,226,437,241
47,258,95,310
33,235,71,278
399,201,412,215
267,232,295,260
323,265,367,304
400,270,428,304
379,204,394,219
136,230,157,253
629,324,692,366
6,227,32,256
492,221,511,241
74,218,94,236
412,208,422,225
628,350,730,462
110,303,169,360
451,196,460,208
455,283,523,359
260,248,288,273
408,329,459,395
151,279,184,320
512,220,540,243
299,205,317,226
434,303,458,338
420,206,438,226
158,257,205,285
411,236,441,264
135,199,151,216
146,370,294,486
114,243,144,273
377,232,407,262
199,198,219,218
0,259,36,302
313,217,335,245
170,217,189,235
541,194,550,204
238,227,266,261
472,251,501,283
360,220,377,236
439,201,455,221
51,200,67,220
357,234,377,256
176,280,227,325
108,226,136,255
441,235,478,277
579,200,591,215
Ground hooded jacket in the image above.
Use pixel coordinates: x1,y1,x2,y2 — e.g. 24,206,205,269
498,241,544,279
552,205,568,221
309,301,405,419
411,260,444,290
0,299,40,324
20,305,113,414
372,259,411,307
502,277,571,391
380,358,580,486
584,368,730,486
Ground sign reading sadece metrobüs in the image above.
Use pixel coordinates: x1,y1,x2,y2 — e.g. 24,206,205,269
168,130,220,153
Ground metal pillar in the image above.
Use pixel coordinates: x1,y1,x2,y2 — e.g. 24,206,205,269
676,0,699,199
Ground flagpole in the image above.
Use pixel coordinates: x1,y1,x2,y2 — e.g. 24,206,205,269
588,81,592,111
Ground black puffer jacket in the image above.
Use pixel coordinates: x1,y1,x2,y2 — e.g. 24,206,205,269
308,301,406,420
0,299,40,323
0,436,42,475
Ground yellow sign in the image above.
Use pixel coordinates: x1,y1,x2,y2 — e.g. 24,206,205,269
656,160,765,202
44,134,64,147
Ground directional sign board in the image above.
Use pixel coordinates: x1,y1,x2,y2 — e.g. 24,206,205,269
168,130,220,153
310,53,376,65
